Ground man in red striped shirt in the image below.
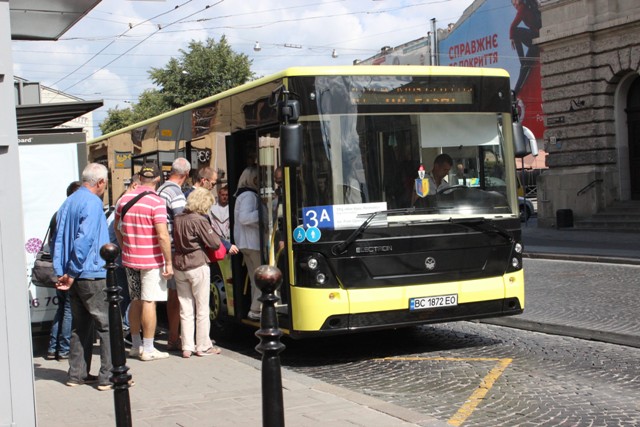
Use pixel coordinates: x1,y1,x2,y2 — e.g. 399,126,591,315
114,163,173,361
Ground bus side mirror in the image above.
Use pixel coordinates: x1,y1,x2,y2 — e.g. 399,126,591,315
513,122,531,158
522,126,539,157
281,122,302,167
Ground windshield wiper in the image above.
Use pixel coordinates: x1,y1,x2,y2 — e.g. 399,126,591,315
450,217,514,244
331,207,423,255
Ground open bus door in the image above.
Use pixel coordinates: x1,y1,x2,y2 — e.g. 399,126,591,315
211,127,293,335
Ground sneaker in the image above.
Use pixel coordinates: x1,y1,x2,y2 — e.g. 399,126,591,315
97,380,135,391
247,310,261,321
196,347,221,357
139,348,169,361
58,352,69,360
66,374,98,387
129,346,142,358
182,350,192,359
45,352,56,360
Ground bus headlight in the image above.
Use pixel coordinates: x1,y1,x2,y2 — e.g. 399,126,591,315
297,252,338,288
307,257,319,270
506,240,524,272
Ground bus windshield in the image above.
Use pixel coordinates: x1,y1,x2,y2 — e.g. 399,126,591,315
291,75,517,228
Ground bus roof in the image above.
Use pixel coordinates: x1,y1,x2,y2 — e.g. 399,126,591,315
89,65,510,145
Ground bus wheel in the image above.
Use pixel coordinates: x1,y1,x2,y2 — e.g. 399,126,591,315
209,264,227,321
209,263,236,339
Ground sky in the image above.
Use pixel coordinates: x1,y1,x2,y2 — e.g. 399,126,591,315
11,0,475,136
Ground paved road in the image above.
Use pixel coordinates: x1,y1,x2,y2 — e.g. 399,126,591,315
220,319,640,426
486,258,640,348
213,251,640,426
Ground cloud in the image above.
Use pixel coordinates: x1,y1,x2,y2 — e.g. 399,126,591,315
11,0,471,133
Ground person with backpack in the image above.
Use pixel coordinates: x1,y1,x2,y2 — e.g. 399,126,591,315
45,180,81,361
156,157,191,351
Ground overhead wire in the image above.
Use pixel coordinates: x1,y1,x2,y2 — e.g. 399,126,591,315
59,1,223,94
14,0,472,113
50,0,196,88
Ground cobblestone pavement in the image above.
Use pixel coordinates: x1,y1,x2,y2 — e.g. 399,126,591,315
268,322,640,427
213,255,640,426
489,259,640,347
521,259,640,334
486,259,640,347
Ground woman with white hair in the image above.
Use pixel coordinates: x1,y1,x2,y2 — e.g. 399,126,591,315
233,166,263,320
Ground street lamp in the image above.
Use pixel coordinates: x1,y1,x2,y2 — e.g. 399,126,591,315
332,49,338,58
254,41,261,52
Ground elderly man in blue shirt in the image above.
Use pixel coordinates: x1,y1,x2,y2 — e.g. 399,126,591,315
53,163,114,391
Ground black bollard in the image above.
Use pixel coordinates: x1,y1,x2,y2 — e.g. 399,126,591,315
100,243,133,427
254,265,286,427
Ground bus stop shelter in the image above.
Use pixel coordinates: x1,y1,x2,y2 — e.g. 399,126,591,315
0,1,101,425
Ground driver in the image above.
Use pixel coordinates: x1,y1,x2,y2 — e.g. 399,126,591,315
427,153,453,195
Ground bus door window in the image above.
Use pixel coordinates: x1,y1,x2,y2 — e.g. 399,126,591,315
257,129,291,308
256,131,281,262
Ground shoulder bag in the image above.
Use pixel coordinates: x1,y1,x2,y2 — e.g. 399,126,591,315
31,226,58,288
206,244,227,263
120,191,152,219
204,215,227,262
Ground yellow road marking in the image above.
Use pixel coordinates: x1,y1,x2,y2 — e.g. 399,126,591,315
375,356,513,426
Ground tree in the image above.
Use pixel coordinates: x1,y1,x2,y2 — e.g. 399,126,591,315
99,36,254,132
132,89,171,122
149,36,254,108
99,106,134,135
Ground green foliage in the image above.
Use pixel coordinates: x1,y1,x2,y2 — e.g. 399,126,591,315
99,106,135,135
100,35,254,132
149,36,254,108
132,89,171,122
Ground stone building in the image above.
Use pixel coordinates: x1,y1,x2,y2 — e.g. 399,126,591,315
537,0,640,228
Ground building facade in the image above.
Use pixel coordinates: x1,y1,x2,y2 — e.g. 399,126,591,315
537,0,640,226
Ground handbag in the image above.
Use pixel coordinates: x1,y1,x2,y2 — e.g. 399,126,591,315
31,226,58,288
205,244,227,263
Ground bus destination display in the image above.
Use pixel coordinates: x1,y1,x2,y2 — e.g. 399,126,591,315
351,85,474,105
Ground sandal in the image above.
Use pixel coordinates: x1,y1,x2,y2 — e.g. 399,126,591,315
196,347,221,356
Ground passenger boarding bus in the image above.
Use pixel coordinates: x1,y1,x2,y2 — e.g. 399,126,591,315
90,66,526,338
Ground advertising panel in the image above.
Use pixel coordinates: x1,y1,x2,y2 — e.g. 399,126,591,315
439,0,544,138
19,135,83,327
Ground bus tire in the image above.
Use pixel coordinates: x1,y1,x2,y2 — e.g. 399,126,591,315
209,263,235,339
209,263,227,319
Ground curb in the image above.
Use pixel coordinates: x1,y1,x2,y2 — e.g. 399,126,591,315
523,251,640,265
481,317,640,349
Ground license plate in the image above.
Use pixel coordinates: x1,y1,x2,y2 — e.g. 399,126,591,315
409,294,458,311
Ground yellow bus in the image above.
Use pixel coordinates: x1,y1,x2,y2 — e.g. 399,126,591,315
89,66,526,338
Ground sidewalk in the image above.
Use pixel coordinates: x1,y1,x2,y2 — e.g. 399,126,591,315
33,335,447,427
32,219,640,426
520,217,640,264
